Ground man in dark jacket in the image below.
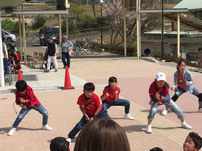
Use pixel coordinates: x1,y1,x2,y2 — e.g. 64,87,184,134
44,37,58,72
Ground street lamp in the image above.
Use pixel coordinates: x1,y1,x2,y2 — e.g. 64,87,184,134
100,0,104,45
161,0,164,60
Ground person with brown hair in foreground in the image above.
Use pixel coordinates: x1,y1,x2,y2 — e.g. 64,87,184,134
74,118,130,151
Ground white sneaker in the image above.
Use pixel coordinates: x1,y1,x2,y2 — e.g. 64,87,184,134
124,114,134,120
181,122,192,130
198,108,202,113
43,124,52,131
66,138,72,144
8,128,16,136
161,108,168,116
146,125,152,134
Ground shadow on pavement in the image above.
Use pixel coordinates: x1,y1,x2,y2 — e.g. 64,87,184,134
122,125,146,133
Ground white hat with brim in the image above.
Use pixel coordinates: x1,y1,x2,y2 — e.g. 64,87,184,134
156,72,166,81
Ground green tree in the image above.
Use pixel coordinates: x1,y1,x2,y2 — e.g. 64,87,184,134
1,19,15,32
62,2,100,34
31,16,46,29
77,14,98,30
12,21,30,33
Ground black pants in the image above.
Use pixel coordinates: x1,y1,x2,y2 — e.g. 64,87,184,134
62,52,70,68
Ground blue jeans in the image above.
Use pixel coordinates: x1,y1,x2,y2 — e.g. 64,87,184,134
102,99,130,114
4,59,9,74
168,87,202,109
148,99,184,120
175,86,200,97
68,108,110,139
12,104,48,128
62,52,70,67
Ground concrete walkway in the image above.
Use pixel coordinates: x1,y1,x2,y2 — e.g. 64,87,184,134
0,57,202,151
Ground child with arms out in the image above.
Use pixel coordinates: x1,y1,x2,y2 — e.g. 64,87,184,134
100,76,134,120
66,82,110,143
161,59,202,115
146,72,192,133
8,80,52,136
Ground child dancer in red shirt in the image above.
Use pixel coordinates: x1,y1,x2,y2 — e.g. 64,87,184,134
146,72,191,133
66,82,109,143
161,59,202,115
101,76,134,120
8,80,52,136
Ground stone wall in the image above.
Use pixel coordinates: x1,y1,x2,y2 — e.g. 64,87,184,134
24,31,39,42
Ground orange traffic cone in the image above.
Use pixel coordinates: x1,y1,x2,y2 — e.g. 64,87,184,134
62,66,74,90
18,69,23,81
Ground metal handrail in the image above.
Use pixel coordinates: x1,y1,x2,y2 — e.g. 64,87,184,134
181,13,202,24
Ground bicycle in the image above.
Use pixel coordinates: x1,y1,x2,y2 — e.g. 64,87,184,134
74,39,93,55
89,43,102,55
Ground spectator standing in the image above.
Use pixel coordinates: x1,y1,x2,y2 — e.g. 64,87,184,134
44,37,58,72
197,47,202,66
171,44,182,56
61,35,73,69
2,36,9,74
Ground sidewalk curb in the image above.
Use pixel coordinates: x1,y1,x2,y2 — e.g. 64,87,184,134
141,57,159,63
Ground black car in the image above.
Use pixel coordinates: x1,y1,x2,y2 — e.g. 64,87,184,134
39,26,59,45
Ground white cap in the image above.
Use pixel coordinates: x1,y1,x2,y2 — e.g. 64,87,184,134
156,72,166,81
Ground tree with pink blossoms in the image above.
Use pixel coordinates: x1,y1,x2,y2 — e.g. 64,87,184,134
102,0,160,46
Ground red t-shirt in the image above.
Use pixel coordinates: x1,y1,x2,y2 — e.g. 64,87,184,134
15,85,40,107
178,74,185,89
101,86,120,103
77,93,102,115
149,81,169,105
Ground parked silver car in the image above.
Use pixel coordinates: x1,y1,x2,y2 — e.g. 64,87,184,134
2,29,18,42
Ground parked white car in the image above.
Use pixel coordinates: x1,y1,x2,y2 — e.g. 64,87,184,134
2,29,18,42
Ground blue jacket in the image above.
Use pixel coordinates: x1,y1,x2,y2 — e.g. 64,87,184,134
173,69,194,93
61,40,73,53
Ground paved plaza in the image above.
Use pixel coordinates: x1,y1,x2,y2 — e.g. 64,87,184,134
0,57,202,151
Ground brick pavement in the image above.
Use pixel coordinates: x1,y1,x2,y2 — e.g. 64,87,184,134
0,57,202,151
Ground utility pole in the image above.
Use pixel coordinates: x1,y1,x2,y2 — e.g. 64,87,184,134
65,0,70,39
100,0,104,45
161,0,164,60
0,12,5,87
123,0,127,57
136,0,141,59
